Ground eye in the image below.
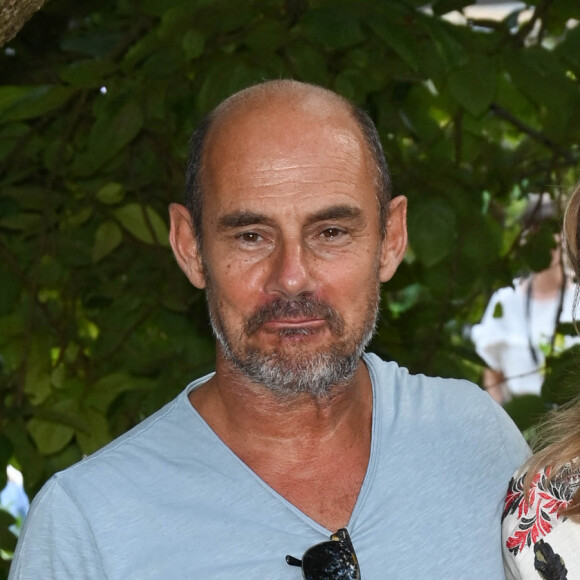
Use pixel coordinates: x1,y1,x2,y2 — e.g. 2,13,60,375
320,227,345,239
236,232,262,243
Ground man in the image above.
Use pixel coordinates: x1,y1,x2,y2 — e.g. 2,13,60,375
10,80,529,579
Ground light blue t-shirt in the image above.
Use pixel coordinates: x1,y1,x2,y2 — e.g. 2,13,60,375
9,354,530,579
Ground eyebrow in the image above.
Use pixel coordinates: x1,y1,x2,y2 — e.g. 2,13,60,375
216,211,274,231
304,205,364,226
216,204,364,231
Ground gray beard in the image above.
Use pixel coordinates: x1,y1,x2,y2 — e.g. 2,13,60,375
205,288,380,399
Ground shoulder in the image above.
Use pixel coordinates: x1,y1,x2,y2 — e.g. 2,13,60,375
44,377,208,499
365,352,527,440
503,465,580,576
365,351,495,404
366,353,530,489
487,284,522,307
504,464,580,530
10,477,106,578
471,285,525,350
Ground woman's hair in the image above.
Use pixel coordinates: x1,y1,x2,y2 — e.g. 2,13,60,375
523,181,580,521
524,397,580,521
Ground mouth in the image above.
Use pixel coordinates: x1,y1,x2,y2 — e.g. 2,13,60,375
244,297,344,337
260,318,326,333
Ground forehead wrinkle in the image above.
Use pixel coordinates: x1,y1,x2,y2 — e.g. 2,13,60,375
255,129,365,170
247,169,364,190
241,152,367,191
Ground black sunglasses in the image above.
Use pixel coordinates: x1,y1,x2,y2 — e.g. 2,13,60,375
286,528,361,579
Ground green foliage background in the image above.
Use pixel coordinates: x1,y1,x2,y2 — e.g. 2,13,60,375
1,0,580,571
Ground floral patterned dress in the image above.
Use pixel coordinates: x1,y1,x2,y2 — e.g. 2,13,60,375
502,464,580,579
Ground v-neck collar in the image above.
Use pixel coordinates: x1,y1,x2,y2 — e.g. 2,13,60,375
181,353,382,535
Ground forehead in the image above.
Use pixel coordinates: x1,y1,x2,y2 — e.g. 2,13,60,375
202,94,378,220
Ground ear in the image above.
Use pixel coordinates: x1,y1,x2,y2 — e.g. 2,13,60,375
379,195,407,283
168,203,206,289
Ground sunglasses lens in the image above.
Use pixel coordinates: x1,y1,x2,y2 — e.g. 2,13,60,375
302,542,360,580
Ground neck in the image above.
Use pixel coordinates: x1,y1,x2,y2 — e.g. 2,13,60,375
190,350,372,446
190,349,374,530
530,264,565,300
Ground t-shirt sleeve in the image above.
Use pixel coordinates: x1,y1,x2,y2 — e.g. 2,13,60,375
9,477,105,580
489,395,531,471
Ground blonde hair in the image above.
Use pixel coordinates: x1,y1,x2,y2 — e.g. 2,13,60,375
523,181,580,522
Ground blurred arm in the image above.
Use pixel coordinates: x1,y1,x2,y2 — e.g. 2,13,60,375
482,368,507,405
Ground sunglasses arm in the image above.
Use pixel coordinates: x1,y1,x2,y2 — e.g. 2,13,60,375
286,555,303,567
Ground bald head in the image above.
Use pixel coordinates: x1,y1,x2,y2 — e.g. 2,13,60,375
184,80,391,247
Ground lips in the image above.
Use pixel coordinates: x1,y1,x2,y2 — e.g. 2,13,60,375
260,318,326,332
244,296,344,336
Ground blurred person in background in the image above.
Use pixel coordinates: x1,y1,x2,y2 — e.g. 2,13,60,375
471,194,579,405
0,465,29,523
502,182,580,579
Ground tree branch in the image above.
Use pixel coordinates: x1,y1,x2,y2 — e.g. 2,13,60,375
0,0,47,47
490,103,574,163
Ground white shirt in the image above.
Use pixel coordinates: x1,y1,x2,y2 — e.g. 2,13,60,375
503,464,580,579
472,281,578,396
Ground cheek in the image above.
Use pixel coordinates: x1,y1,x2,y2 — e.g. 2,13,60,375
318,263,379,308
209,259,267,316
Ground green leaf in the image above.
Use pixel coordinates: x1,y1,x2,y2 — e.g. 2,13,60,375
158,2,202,39
1,185,50,211
244,20,288,53
0,435,13,487
114,203,170,246
29,255,64,286
0,509,17,552
0,85,73,123
80,100,144,175
334,68,373,105
283,42,330,87
407,200,457,267
555,24,580,75
23,337,53,405
501,49,576,136
27,399,82,455
0,261,21,317
447,55,497,117
419,15,469,71
96,182,125,205
181,29,205,60
503,394,547,432
61,207,93,229
300,7,365,50
542,345,580,406
92,221,123,262
143,0,189,16
122,32,162,72
84,373,143,413
555,322,576,337
26,418,75,456
61,31,124,58
59,59,115,88
431,0,472,15
196,60,264,113
369,6,421,72
76,408,110,456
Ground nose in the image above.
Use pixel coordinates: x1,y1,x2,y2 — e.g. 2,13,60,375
264,239,314,298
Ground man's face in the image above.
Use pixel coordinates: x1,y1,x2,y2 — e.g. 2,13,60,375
174,96,406,397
